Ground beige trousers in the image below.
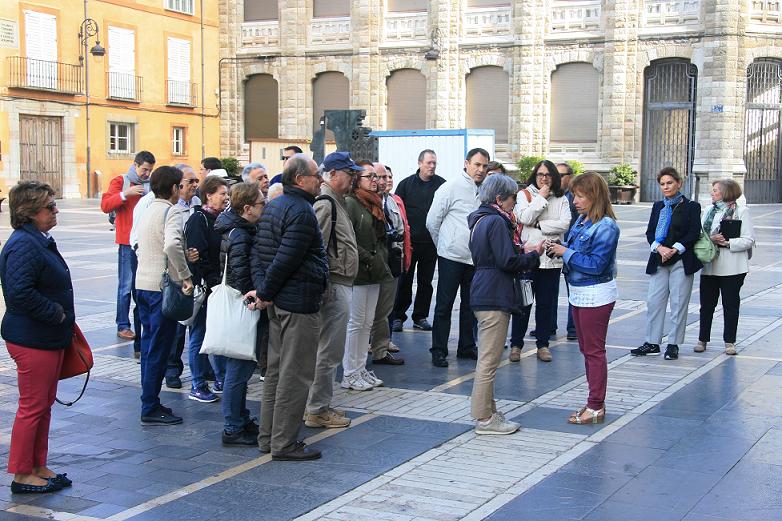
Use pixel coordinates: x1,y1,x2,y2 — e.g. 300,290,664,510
471,310,511,420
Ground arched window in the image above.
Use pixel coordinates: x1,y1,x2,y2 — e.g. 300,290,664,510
244,74,278,139
550,62,600,144
466,66,509,143
386,69,426,130
312,71,350,139
244,0,278,21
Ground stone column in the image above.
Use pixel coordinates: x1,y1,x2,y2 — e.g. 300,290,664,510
279,0,309,140
353,0,383,129
219,0,241,157
691,0,747,203
428,0,461,129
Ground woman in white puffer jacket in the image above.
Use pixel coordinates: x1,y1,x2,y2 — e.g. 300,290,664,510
509,160,571,363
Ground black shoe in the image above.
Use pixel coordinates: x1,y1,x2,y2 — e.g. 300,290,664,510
141,407,183,426
567,333,578,341
244,420,260,436
432,356,449,368
165,376,182,389
664,344,679,360
11,478,62,494
52,473,72,488
457,348,478,360
529,329,537,338
630,343,660,356
222,429,258,446
373,353,405,365
413,319,432,331
391,319,403,332
272,441,321,461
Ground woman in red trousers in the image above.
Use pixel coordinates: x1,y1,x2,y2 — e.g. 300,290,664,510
0,181,74,494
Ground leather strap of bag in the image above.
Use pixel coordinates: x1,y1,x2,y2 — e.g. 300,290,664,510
56,344,90,407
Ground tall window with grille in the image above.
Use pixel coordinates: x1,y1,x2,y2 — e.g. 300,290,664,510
165,0,194,15
108,27,136,100
24,10,58,90
167,37,192,105
109,122,134,154
172,126,185,155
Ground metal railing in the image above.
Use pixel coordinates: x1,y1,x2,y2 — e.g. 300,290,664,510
107,71,143,102
7,56,83,94
167,80,198,107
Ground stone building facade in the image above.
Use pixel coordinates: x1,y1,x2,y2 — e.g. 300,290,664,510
221,0,782,203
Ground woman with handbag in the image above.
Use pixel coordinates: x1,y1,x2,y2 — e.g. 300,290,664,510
697,179,755,355
632,167,702,361
0,181,74,493
213,182,266,445
548,172,620,425
468,174,542,435
136,166,194,426
509,160,571,363
184,175,229,403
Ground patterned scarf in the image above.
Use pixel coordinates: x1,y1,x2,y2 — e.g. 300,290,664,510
201,204,223,217
491,203,522,250
654,192,684,243
703,201,735,234
354,188,386,223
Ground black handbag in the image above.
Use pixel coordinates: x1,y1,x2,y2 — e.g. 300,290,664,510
159,206,194,321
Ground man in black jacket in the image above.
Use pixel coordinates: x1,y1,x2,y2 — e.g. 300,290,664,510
248,154,328,461
391,149,445,332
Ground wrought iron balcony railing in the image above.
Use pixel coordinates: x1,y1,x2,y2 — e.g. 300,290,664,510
7,56,83,94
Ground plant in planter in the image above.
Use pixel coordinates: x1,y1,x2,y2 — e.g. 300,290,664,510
607,163,638,204
516,155,546,184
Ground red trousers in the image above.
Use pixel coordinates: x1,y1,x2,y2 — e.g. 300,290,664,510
6,343,63,474
571,302,614,410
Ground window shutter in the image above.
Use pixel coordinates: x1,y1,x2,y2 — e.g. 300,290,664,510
313,0,350,18
386,69,426,130
167,37,191,104
244,0,278,21
312,72,349,140
109,27,135,99
466,66,509,143
550,63,600,143
387,0,428,12
25,10,57,89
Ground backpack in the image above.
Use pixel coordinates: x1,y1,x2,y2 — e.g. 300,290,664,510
315,194,338,254
108,175,131,225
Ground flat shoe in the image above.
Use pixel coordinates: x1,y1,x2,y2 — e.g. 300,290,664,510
11,478,62,494
52,473,72,487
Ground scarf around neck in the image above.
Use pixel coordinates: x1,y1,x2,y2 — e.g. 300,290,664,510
703,200,735,233
201,204,223,217
126,164,151,194
490,203,522,250
355,188,385,223
654,192,684,243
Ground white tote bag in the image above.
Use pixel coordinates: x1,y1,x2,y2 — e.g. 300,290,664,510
200,252,260,361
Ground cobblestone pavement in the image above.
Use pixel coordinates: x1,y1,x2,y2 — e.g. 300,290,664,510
1,200,782,521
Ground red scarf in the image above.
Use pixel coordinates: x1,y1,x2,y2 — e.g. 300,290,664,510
491,203,522,250
354,188,385,223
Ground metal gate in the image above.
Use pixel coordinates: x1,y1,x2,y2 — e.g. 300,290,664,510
744,59,782,203
19,115,63,197
641,59,698,201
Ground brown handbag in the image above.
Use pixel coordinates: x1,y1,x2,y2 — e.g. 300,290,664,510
56,323,93,406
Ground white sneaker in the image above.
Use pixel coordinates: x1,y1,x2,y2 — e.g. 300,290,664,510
361,369,384,387
341,372,373,391
475,412,520,435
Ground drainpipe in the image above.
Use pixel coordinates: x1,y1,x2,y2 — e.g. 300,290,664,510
200,0,205,160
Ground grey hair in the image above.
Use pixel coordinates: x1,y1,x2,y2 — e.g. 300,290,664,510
173,163,194,174
241,162,266,182
281,154,312,186
478,174,519,204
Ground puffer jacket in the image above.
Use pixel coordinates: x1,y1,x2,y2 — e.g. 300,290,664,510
426,170,481,265
345,195,393,285
563,215,620,287
214,208,257,294
515,185,572,269
251,186,329,314
185,208,223,289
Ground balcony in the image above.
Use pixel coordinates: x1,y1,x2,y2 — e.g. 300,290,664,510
643,0,700,27
384,12,428,44
241,20,280,48
463,6,512,39
750,1,782,23
550,0,601,34
309,17,351,46
107,72,143,102
167,80,198,107
7,56,82,95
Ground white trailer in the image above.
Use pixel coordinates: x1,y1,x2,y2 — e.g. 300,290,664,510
371,129,495,186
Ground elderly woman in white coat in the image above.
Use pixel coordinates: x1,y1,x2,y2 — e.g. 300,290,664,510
509,160,571,363
697,178,754,356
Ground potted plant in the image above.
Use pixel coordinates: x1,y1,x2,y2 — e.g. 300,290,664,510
516,155,546,186
607,163,638,204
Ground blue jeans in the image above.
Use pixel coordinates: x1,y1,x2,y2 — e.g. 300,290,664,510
210,354,227,385
566,281,576,337
116,245,136,331
165,324,186,379
187,302,213,390
430,257,476,358
222,357,257,433
510,268,561,349
137,290,178,417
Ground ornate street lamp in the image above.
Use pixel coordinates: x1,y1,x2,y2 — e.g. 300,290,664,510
79,17,105,197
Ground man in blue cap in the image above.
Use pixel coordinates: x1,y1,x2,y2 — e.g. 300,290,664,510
304,152,362,429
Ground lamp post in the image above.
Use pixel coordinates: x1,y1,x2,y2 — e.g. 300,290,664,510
78,13,105,197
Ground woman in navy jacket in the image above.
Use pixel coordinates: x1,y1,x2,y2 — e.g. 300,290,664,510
0,181,74,494
468,174,542,435
631,167,702,361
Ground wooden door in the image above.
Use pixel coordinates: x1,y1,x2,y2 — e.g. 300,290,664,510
19,115,63,197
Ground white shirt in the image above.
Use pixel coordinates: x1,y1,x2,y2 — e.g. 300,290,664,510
569,279,618,308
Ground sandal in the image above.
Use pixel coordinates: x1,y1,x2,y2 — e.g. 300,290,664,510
568,407,605,424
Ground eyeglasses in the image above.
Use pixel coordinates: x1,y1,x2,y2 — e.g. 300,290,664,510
377,175,389,180
360,174,379,180
44,201,57,212
536,173,553,178
183,179,198,185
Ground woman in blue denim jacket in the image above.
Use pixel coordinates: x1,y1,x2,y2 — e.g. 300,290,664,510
548,172,620,425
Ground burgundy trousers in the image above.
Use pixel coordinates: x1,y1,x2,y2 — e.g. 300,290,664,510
6,343,63,474
571,302,614,410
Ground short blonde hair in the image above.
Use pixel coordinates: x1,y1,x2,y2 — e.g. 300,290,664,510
712,178,742,203
570,172,616,223
9,180,55,229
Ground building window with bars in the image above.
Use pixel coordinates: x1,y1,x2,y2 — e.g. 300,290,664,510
165,0,194,15
109,122,134,154
172,127,186,155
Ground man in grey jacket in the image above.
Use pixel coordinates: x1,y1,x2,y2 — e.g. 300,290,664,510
304,152,361,429
426,148,489,367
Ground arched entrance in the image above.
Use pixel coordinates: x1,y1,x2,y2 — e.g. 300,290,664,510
744,59,782,203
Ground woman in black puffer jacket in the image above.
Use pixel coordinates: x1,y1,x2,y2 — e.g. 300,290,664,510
212,182,266,446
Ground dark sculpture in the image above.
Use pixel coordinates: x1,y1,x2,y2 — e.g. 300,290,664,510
310,109,378,164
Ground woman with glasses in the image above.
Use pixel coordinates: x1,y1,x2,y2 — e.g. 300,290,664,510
342,162,393,391
509,160,571,363
0,182,73,493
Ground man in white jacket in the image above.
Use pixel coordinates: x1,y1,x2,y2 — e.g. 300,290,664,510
426,148,489,367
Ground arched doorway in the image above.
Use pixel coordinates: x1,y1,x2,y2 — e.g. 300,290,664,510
641,59,697,201
386,69,426,130
466,66,509,144
744,58,782,203
244,74,278,139
312,71,349,141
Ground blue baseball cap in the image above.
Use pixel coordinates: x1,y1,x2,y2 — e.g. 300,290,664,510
323,151,363,172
